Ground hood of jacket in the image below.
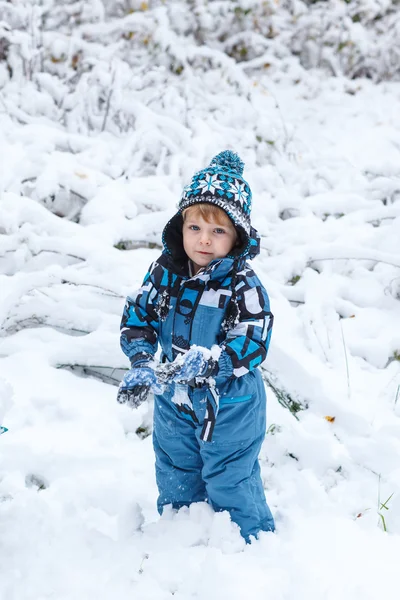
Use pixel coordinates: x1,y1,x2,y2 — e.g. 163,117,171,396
161,211,261,276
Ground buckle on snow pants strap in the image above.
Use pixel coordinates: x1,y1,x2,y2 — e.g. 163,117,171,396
200,386,220,442
187,377,204,389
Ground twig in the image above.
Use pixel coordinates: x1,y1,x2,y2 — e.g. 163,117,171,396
21,178,89,203
138,553,149,575
59,279,123,298
3,316,90,336
35,249,86,262
308,257,400,269
57,364,126,370
2,249,85,262
56,364,127,385
114,240,162,251
101,66,117,132
340,320,351,399
262,370,306,419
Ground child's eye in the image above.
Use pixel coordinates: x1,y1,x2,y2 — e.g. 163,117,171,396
214,228,225,234
189,225,200,231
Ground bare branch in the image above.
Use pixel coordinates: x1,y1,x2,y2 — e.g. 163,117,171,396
308,257,400,269
101,66,117,133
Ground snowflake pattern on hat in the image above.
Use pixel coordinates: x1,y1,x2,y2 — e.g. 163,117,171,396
179,150,252,235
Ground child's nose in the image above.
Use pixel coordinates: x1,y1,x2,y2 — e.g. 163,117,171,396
200,233,211,245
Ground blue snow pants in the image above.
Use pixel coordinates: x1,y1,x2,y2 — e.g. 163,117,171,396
153,369,275,541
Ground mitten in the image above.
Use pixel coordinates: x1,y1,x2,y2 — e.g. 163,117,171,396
155,347,217,386
117,383,151,408
117,365,163,408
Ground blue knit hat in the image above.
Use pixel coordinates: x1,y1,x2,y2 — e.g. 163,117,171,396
178,150,252,235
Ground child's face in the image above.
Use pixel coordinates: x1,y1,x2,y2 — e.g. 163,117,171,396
182,213,237,274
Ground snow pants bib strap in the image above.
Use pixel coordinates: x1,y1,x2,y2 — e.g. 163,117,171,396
200,385,220,442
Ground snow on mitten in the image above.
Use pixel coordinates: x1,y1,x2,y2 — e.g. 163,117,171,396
155,347,218,386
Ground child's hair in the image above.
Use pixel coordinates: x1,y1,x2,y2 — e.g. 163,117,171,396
182,204,234,229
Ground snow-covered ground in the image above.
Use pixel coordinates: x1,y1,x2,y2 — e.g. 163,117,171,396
1,14,400,597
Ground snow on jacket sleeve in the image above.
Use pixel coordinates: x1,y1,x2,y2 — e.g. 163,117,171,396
120,261,160,366
216,268,274,382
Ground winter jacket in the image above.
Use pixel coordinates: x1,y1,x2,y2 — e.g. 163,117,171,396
120,222,273,433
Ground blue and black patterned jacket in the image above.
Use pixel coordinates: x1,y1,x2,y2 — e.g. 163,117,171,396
120,221,274,388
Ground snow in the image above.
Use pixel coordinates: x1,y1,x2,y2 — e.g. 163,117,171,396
1,3,400,598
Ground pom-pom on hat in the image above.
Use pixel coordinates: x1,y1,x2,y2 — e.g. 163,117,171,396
178,150,252,235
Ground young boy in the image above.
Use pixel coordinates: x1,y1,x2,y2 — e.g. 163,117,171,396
118,150,275,541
